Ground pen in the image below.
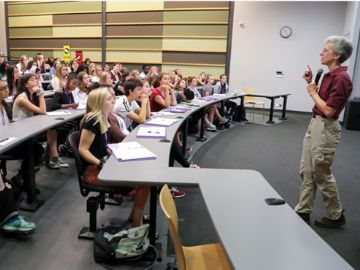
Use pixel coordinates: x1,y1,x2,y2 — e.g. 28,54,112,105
0,137,10,143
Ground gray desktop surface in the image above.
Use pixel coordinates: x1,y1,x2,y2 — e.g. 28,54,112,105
0,109,85,154
98,97,352,270
200,175,352,270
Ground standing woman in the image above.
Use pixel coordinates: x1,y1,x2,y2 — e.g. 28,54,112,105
51,64,67,91
6,65,19,96
79,87,149,227
149,73,177,112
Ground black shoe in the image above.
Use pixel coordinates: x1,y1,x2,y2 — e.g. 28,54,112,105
315,212,346,228
297,212,310,224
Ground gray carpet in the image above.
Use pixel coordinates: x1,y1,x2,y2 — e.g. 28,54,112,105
191,112,360,270
1,112,359,269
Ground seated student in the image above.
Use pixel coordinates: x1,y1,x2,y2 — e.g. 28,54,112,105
30,67,44,91
215,74,237,117
197,72,207,86
100,71,113,86
113,78,150,131
139,64,150,80
51,64,67,91
6,65,19,96
188,76,219,132
16,55,28,75
70,59,79,74
84,58,92,67
149,73,177,112
0,80,44,187
51,73,79,110
91,65,102,83
203,74,228,129
12,74,69,169
168,70,179,89
0,173,36,235
79,87,149,227
149,75,194,198
110,63,121,83
51,73,80,156
34,53,45,73
49,58,60,77
73,71,92,109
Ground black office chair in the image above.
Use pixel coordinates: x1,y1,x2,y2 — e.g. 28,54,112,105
69,131,123,240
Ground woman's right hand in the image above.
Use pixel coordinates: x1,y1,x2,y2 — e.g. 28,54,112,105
303,65,313,84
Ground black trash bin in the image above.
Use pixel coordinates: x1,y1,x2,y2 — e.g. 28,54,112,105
343,100,360,130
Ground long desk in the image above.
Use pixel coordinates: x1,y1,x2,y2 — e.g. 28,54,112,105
0,109,85,211
239,93,290,124
98,95,352,269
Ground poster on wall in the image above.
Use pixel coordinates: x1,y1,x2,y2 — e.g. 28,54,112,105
76,51,83,64
63,45,71,64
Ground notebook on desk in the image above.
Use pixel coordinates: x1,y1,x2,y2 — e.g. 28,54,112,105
136,126,166,139
145,118,178,127
107,142,157,162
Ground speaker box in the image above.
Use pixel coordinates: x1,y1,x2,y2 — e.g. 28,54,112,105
343,100,360,130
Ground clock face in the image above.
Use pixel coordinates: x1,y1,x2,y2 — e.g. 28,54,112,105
280,26,292,38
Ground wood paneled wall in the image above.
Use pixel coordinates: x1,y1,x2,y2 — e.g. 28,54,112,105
7,1,229,77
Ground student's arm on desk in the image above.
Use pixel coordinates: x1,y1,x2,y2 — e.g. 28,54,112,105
16,94,46,115
79,129,101,166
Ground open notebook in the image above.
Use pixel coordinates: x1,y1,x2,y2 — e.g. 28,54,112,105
107,141,157,162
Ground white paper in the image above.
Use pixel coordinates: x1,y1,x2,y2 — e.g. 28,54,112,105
145,118,178,127
137,126,166,138
0,137,18,146
108,141,157,161
47,110,72,116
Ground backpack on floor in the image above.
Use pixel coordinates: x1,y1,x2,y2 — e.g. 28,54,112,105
233,105,247,122
93,224,157,269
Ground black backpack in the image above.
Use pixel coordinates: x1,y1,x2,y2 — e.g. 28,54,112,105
233,105,247,122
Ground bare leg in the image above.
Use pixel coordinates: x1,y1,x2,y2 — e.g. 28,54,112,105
47,129,58,159
129,186,150,227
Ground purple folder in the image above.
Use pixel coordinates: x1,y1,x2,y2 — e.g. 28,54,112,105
166,106,188,113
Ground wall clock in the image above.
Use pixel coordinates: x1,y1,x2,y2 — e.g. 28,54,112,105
280,26,292,39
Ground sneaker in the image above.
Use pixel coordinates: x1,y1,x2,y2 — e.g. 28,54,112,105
170,187,186,198
55,157,70,168
46,159,60,169
2,215,36,234
315,212,346,228
206,123,217,132
189,162,200,168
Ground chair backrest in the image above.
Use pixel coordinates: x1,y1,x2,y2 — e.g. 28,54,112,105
159,185,186,270
45,97,53,111
69,131,89,197
243,87,254,103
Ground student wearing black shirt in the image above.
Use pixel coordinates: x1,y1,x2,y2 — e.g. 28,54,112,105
79,87,149,227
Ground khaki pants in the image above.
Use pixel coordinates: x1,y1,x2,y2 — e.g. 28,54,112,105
295,116,343,220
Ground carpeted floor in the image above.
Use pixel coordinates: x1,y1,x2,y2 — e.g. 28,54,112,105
190,112,360,269
1,112,359,269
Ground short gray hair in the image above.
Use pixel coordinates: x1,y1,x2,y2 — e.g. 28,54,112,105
325,36,353,64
